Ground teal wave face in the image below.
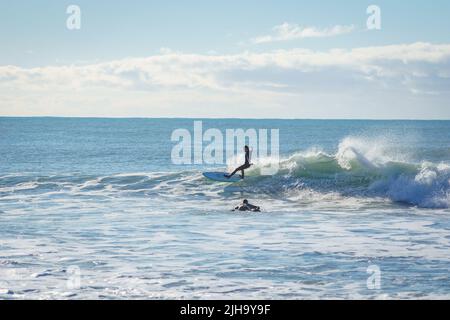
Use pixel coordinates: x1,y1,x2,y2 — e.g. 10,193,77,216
1,119,450,208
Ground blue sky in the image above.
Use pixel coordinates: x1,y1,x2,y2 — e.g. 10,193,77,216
1,1,450,118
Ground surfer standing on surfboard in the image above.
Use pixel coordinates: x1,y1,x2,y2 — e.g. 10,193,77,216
225,145,252,179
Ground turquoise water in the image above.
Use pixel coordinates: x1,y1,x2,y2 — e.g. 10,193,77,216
1,118,450,299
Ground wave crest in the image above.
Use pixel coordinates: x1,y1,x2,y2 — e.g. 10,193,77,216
1,137,449,209
248,137,450,208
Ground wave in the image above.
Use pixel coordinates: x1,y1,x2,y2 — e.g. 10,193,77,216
246,137,450,209
1,137,449,209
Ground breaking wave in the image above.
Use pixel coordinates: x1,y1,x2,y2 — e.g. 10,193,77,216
1,137,449,209
247,137,450,209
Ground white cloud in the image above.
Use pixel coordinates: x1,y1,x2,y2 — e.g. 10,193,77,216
252,23,355,44
1,42,450,118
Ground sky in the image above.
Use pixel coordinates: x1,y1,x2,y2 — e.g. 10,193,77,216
1,0,450,119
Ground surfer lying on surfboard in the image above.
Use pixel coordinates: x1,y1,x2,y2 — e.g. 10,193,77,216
225,145,252,179
232,199,261,212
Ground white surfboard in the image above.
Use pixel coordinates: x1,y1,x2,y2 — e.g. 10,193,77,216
203,172,241,183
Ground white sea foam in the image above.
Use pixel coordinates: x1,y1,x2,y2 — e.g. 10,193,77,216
1,137,449,209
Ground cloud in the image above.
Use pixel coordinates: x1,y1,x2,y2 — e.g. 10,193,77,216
1,42,449,90
251,23,355,44
1,42,450,118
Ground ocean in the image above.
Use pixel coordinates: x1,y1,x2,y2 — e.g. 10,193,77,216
1,117,450,299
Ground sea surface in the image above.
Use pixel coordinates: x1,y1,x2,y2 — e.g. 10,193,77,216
1,117,450,299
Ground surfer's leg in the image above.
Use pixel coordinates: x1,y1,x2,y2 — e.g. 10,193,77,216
227,167,241,178
226,164,245,178
226,163,251,179
238,163,251,179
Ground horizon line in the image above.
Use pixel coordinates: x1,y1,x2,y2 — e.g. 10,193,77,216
1,115,449,121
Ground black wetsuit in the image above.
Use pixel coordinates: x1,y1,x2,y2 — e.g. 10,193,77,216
227,149,251,179
233,202,261,212
234,203,261,212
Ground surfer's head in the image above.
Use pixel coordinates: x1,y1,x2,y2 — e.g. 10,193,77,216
244,145,249,152
243,199,248,204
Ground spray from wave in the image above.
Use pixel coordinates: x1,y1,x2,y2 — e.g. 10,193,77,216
249,137,450,209
1,137,449,209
